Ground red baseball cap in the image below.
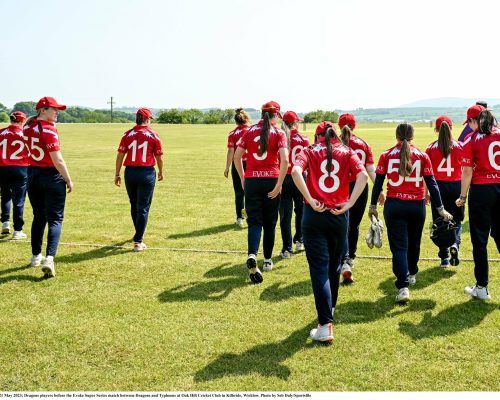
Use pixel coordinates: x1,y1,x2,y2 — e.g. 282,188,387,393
315,121,336,135
36,96,67,110
282,111,303,124
338,113,356,130
137,107,154,120
435,115,453,130
261,101,282,118
463,105,485,124
10,111,27,123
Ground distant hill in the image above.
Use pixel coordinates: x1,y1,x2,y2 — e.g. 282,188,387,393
399,97,500,108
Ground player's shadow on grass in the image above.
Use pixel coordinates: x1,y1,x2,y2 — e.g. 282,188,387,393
158,277,247,302
194,322,316,382
260,280,311,302
54,240,131,264
0,264,32,277
399,300,498,340
0,272,46,285
167,223,239,239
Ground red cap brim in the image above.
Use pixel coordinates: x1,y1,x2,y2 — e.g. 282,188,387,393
463,119,468,125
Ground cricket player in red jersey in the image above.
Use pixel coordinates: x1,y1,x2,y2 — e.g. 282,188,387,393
291,122,368,344
115,108,164,252
233,101,289,283
0,111,29,240
279,111,310,258
457,108,500,300
23,97,73,278
369,123,452,303
425,115,463,267
224,108,250,227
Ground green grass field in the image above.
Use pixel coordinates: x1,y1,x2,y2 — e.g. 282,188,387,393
0,122,498,391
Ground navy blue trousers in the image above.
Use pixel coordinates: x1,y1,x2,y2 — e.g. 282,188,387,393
124,166,156,243
342,182,368,261
1,182,12,223
28,167,66,257
0,167,27,231
302,204,347,325
244,178,280,259
279,174,304,252
231,161,246,219
468,183,500,287
384,198,426,289
430,180,464,259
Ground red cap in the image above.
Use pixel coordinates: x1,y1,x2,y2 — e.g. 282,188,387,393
282,111,303,124
435,115,453,130
338,113,356,130
10,111,27,123
463,105,485,124
315,121,336,135
36,96,66,110
261,101,282,118
137,107,154,120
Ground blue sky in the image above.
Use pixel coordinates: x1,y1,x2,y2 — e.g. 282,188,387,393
2,0,500,111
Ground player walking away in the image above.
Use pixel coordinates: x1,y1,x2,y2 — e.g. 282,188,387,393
23,97,73,278
1,184,12,234
458,101,487,142
337,113,382,284
425,116,463,267
369,123,452,303
457,108,500,301
115,108,164,252
233,101,289,283
279,111,310,259
224,108,251,227
0,112,29,240
291,121,368,343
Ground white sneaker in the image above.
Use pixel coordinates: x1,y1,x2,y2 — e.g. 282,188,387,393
408,274,416,286
1,221,10,234
30,254,43,267
133,242,147,252
310,323,333,344
247,254,263,284
280,250,291,259
396,287,410,303
295,242,305,252
12,231,27,240
235,218,245,227
41,256,56,278
440,258,450,268
341,262,353,284
464,285,491,300
263,259,274,271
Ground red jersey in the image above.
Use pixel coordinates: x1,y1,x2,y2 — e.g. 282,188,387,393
461,127,500,184
23,119,61,167
238,120,287,178
376,143,434,201
294,137,366,209
0,125,29,167
118,125,163,167
227,125,248,161
287,130,310,174
425,139,463,182
348,134,374,182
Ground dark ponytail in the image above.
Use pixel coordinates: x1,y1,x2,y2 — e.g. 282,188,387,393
437,121,452,158
235,108,251,125
9,114,16,123
325,125,340,176
396,123,414,177
259,111,271,156
25,115,37,126
340,125,352,146
477,110,497,135
281,120,294,150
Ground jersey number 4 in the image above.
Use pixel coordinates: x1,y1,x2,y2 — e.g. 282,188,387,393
387,159,422,187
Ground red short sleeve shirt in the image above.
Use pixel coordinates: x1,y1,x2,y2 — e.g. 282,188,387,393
461,127,500,184
294,137,366,209
23,119,61,167
425,139,463,182
348,134,374,182
0,125,29,167
118,125,163,167
237,121,287,178
227,125,248,161
376,143,434,201
287,130,310,174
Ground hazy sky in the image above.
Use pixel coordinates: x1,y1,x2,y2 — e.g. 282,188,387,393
2,0,500,111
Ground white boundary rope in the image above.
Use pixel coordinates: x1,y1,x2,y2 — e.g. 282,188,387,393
1,238,499,262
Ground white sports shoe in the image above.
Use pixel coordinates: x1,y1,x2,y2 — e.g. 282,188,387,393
295,242,305,252
133,242,147,252
247,254,263,284
396,287,410,303
263,259,274,271
280,250,291,259
31,254,43,267
310,323,333,344
341,261,353,284
41,256,56,278
235,218,245,227
408,274,416,286
2,221,11,234
12,231,27,240
464,285,491,300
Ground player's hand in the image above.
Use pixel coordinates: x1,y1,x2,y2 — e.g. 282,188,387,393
455,196,466,207
438,207,453,221
268,184,282,199
158,172,164,181
331,202,351,215
115,176,121,187
224,168,229,178
310,198,326,212
368,205,378,221
425,193,431,206
66,180,74,193
377,191,386,206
